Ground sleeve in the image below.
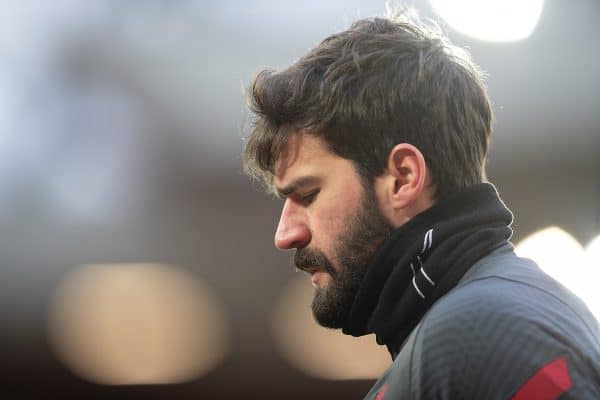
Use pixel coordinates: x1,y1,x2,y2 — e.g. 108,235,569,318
404,278,600,400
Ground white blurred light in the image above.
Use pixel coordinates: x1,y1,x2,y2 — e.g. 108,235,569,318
516,226,584,293
430,0,544,42
47,263,230,385
583,234,600,317
587,234,600,264
516,227,600,319
271,275,390,380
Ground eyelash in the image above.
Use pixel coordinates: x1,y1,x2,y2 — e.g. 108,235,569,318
301,190,319,205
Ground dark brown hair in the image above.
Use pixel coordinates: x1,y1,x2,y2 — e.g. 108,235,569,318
243,10,492,199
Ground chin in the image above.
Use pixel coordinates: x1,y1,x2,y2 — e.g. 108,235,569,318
311,286,352,329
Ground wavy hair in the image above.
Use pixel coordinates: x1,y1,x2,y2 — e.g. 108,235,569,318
243,10,492,199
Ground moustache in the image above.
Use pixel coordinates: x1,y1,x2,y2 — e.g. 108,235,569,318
293,248,337,277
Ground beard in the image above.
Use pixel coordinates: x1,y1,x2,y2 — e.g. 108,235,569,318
294,183,393,329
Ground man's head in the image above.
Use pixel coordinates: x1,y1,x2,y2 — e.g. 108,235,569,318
243,11,492,327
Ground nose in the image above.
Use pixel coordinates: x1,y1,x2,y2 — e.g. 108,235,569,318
274,199,311,250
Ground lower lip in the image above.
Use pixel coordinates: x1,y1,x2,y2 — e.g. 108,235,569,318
311,271,327,287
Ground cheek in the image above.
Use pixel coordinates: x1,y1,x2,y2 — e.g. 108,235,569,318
310,191,362,251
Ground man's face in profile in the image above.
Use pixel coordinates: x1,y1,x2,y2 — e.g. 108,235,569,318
273,132,392,328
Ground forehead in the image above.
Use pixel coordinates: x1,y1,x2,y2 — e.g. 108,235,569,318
273,132,336,184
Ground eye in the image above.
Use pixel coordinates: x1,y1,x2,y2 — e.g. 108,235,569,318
300,190,320,205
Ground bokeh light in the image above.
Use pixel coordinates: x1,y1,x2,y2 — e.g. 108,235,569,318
583,234,600,318
271,274,391,380
430,0,544,42
516,227,600,319
47,263,230,385
586,234,600,264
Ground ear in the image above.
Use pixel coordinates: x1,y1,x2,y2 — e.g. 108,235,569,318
382,143,428,210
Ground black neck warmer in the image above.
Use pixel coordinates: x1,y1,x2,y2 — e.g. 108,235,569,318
341,183,513,358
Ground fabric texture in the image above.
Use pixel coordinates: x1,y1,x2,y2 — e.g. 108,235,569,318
362,244,600,399
343,183,513,354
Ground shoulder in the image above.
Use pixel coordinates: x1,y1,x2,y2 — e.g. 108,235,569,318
436,245,600,341
368,251,600,399
408,266,600,399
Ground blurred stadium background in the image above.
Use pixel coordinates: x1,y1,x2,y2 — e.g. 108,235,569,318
1,1,598,398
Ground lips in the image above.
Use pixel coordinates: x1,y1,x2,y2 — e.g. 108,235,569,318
310,270,328,287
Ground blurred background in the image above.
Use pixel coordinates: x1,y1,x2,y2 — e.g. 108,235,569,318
1,1,598,399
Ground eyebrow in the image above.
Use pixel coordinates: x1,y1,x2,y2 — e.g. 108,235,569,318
274,176,322,198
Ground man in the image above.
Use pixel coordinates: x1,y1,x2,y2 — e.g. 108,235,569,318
243,10,600,399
